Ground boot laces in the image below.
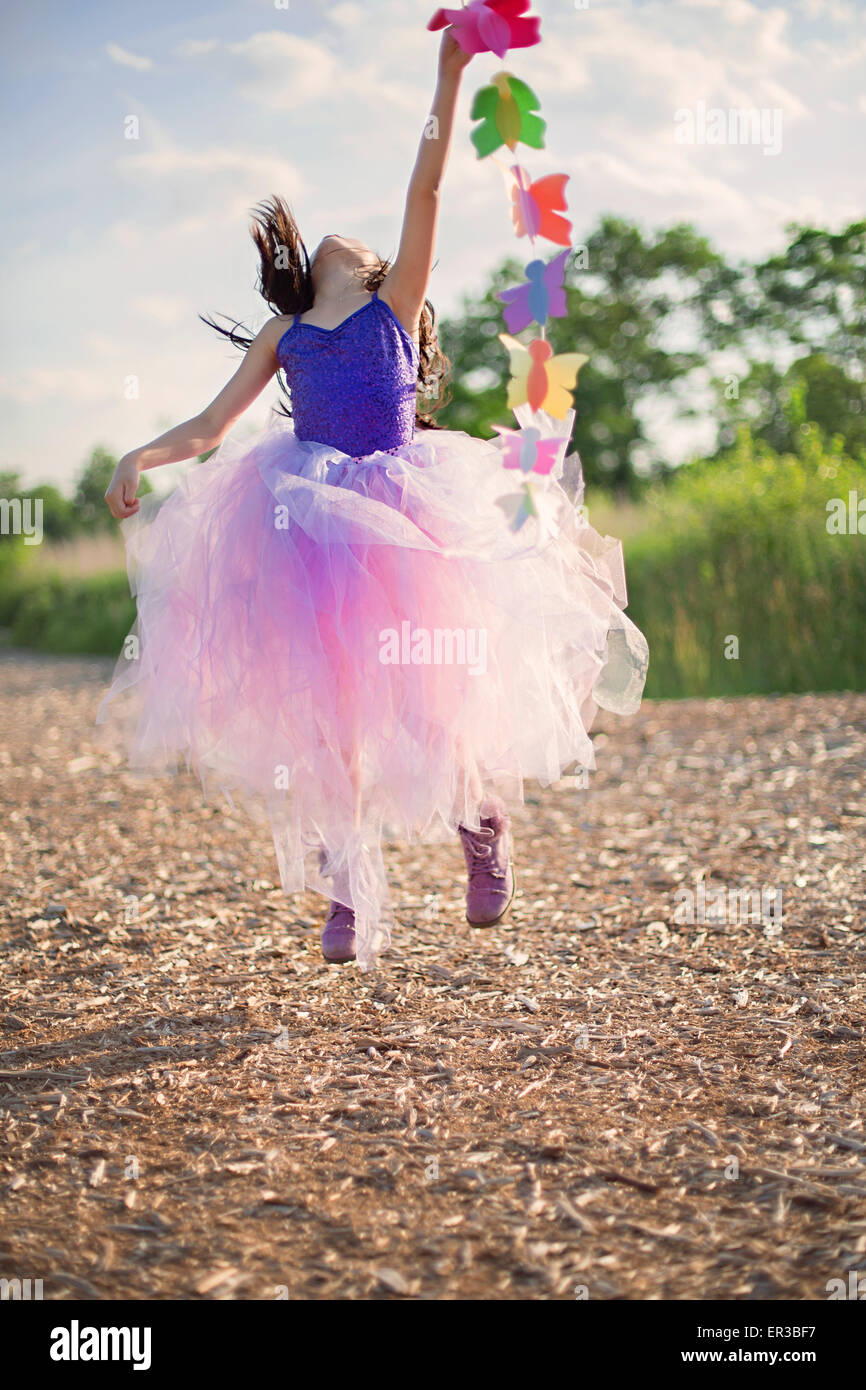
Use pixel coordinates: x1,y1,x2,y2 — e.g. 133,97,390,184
460,824,506,880
326,901,354,924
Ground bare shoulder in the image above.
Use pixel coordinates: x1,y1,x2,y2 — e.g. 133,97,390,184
377,279,422,344
262,314,294,352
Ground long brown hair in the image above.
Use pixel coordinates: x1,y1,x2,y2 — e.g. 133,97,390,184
202,195,451,429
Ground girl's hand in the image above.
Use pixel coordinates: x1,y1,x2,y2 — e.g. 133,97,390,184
438,29,473,78
105,454,142,520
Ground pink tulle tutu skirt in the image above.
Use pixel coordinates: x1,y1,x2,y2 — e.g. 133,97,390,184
97,411,648,968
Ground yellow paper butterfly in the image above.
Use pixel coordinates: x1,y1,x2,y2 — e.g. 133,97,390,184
499,334,588,419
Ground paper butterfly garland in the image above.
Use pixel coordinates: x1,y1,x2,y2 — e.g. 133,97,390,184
508,166,572,246
496,249,569,332
428,1,542,59
494,408,575,533
499,335,588,419
428,6,588,532
470,72,545,157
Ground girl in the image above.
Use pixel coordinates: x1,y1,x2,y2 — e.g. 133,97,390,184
99,29,648,969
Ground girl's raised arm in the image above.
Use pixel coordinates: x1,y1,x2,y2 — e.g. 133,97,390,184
104,319,285,519
379,31,472,333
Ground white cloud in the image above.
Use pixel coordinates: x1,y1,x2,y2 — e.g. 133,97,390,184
109,120,307,228
226,31,343,109
131,293,189,325
115,142,304,190
536,0,807,116
0,367,118,406
329,3,364,28
4,0,866,484
795,0,861,21
174,38,220,58
172,27,424,117
105,42,153,72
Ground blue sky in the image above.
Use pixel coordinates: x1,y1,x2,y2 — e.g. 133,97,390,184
2,0,865,488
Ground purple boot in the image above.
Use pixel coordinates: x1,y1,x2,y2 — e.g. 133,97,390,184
457,798,516,927
321,901,356,964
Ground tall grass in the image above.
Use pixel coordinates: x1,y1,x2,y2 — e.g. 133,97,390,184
622,429,866,697
25,532,126,578
0,556,134,656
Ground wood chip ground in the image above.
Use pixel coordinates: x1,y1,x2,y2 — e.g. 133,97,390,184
1,652,864,1300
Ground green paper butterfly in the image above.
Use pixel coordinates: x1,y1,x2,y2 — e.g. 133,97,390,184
470,71,546,158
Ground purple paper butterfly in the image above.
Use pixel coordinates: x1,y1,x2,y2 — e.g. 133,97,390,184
497,248,570,333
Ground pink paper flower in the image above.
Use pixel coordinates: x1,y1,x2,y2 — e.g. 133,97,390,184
428,1,542,59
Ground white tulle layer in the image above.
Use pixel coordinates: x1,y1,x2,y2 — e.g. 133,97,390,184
96,411,648,968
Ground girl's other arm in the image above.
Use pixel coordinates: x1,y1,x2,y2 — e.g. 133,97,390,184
104,320,284,519
380,31,472,332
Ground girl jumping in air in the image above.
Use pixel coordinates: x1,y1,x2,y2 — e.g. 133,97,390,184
100,29,647,969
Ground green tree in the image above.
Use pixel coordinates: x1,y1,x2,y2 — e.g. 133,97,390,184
752,221,866,362
73,446,151,531
439,218,747,494
73,447,120,531
29,484,77,541
715,353,866,457
711,221,866,458
0,470,22,497
439,216,866,484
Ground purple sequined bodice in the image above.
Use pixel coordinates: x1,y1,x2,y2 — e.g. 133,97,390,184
276,291,419,458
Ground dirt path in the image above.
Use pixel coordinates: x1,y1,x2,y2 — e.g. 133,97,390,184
1,651,864,1300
